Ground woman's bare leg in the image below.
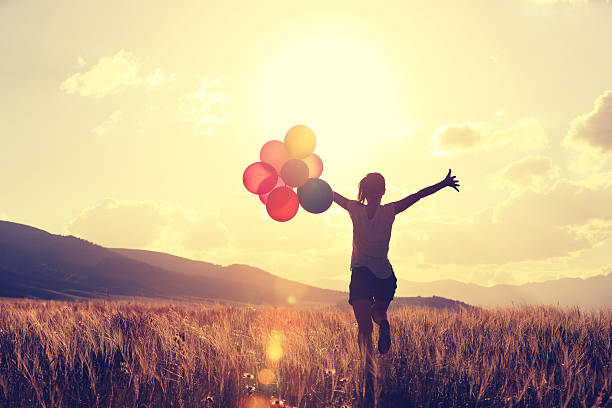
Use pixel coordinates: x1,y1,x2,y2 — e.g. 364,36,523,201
371,300,390,325
352,299,373,354
352,299,376,405
372,299,392,354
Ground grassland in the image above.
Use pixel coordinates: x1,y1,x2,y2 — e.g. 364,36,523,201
0,300,610,407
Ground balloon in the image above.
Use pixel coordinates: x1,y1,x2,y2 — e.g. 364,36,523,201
280,159,309,187
284,125,316,159
259,176,285,204
260,140,290,174
266,186,299,222
243,162,278,195
302,153,323,179
297,178,333,214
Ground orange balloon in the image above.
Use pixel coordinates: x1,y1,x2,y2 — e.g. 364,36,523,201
280,159,309,187
302,153,323,179
243,162,278,194
259,176,285,204
284,125,316,159
266,186,299,222
260,140,290,174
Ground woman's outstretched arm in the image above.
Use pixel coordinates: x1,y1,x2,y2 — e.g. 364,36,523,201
393,169,460,215
333,191,350,211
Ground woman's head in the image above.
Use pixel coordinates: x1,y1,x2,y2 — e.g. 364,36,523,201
358,173,386,204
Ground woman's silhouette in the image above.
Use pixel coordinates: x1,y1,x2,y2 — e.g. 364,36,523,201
333,169,460,357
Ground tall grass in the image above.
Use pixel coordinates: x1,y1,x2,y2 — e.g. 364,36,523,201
0,300,610,407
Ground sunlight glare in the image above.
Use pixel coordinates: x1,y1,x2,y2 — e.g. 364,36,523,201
266,330,285,362
255,33,402,159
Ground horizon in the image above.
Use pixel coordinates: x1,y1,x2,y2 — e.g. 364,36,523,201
3,0,612,289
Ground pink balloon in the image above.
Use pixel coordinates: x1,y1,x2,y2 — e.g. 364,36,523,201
259,176,285,204
243,162,278,194
302,153,323,179
280,159,309,187
266,186,299,222
260,140,291,175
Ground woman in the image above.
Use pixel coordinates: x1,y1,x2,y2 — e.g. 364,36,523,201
333,169,460,356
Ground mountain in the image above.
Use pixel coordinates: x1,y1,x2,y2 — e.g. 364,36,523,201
0,220,343,305
312,273,612,308
0,221,469,310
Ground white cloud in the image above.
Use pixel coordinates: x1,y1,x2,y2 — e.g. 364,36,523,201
564,90,612,172
429,118,548,156
91,110,121,140
60,49,142,97
393,174,612,265
66,199,228,250
178,75,230,136
490,156,561,193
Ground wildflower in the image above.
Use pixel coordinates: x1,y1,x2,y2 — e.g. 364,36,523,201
324,368,336,375
339,377,349,384
270,396,286,406
242,372,255,379
245,385,256,394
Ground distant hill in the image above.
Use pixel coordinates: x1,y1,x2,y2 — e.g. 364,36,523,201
0,221,469,310
312,271,612,308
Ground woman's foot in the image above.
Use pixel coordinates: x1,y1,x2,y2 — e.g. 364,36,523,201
378,319,391,354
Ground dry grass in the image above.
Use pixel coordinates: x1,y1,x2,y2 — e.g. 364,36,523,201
0,300,610,407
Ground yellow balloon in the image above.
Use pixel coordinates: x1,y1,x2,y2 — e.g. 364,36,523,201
284,125,316,159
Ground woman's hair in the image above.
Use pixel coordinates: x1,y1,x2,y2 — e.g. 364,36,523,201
357,173,386,204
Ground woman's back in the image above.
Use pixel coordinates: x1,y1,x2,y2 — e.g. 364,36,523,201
348,201,396,279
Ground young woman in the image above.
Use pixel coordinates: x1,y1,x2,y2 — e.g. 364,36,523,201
333,170,460,356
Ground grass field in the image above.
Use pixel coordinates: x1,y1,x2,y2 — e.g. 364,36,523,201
0,300,610,407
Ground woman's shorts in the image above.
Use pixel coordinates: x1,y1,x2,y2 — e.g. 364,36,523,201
348,266,397,305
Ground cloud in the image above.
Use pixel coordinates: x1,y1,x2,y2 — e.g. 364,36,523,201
66,199,228,250
430,118,548,156
393,174,612,265
60,50,143,97
91,110,122,140
564,90,612,172
62,49,229,138
178,75,229,136
490,156,561,193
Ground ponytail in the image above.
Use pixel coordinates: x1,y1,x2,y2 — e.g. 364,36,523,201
357,173,385,204
358,177,367,204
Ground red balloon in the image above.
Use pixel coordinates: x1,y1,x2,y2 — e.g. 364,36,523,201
259,176,285,204
266,186,299,222
243,162,278,194
260,140,291,175
280,159,309,187
302,153,323,179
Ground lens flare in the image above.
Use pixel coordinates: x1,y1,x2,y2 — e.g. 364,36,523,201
257,368,275,385
266,330,285,362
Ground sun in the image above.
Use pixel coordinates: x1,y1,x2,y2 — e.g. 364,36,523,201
254,33,402,159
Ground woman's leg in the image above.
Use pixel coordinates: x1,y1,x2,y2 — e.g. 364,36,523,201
371,300,390,325
372,298,392,354
352,299,373,354
352,299,377,404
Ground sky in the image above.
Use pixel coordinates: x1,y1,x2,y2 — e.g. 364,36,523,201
2,0,612,288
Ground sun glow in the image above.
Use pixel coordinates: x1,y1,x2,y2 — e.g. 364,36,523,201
254,33,403,159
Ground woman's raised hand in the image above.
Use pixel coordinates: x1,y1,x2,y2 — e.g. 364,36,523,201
443,169,460,192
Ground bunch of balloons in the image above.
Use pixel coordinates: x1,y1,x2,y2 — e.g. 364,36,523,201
243,125,334,222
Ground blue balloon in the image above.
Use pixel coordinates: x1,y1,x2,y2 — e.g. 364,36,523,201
297,178,333,214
